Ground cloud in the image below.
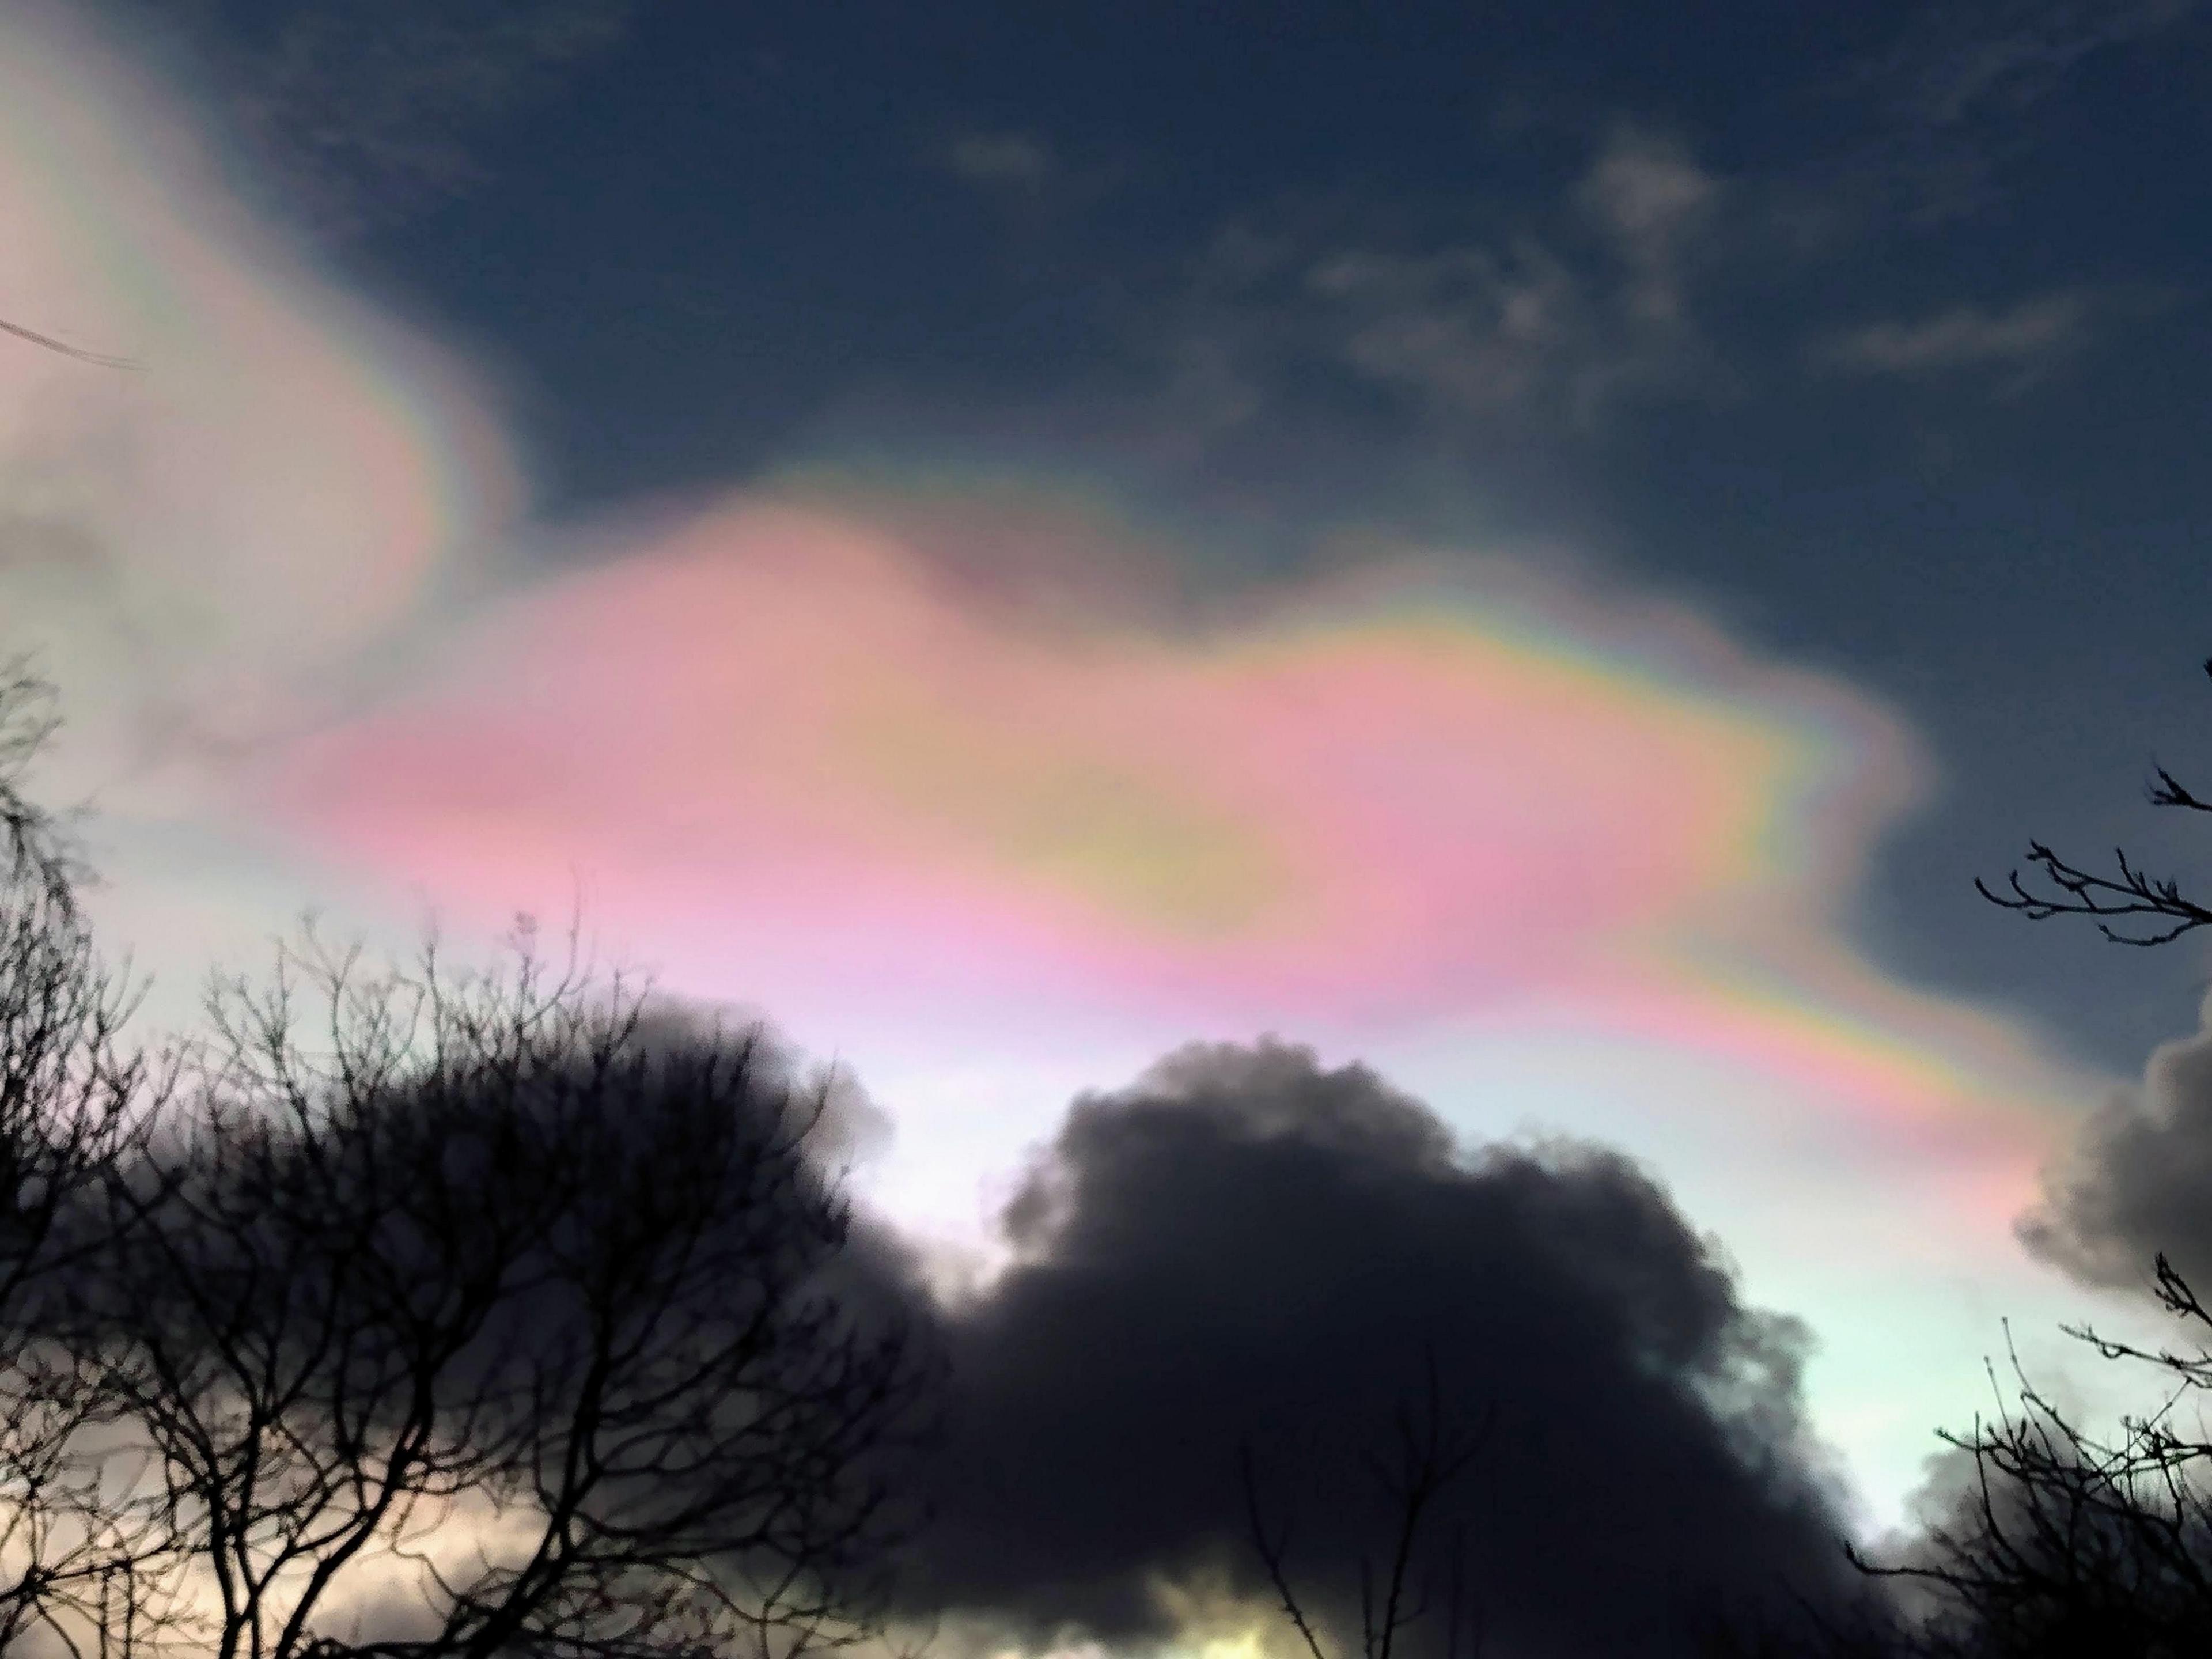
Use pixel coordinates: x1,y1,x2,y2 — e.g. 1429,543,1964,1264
253,478,2084,1211
1575,127,1719,324
1820,2,2200,228
896,1040,1867,1656
2018,993,2212,1291
1814,292,2091,383
1163,127,1725,433
0,0,2121,1536
0,12,2092,1417
0,4,518,805
1884,0,2195,128
1300,238,1590,413
0,2,528,1024
241,468,2099,1520
122,0,639,235
939,131,1060,191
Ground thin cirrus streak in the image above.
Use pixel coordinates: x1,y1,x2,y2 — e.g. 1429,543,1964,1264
262,491,2082,1188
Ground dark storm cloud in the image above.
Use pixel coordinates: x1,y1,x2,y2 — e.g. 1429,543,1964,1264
2018,997,2212,1292
899,1040,1868,1658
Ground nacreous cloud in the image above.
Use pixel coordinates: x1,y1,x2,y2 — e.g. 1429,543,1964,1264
0,4,516,801
0,0,2121,1548
0,7,2086,1227
260,484,2082,1218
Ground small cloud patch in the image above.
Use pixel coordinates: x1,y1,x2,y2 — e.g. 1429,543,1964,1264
1814,291,2090,384
939,131,1060,190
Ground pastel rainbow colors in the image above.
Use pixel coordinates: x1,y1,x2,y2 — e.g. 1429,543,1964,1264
267,487,2078,1181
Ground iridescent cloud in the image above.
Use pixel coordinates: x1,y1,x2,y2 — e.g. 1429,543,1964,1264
0,11,2079,1217
0,5,514,804
0,3,2115,1531
263,487,2084,1198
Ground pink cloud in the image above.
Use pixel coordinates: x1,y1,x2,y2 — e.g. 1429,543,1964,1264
271,505,1756,998
260,490,2078,1183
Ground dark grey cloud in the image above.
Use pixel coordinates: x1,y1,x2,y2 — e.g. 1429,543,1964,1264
898,1040,1870,1658
2018,996,2212,1291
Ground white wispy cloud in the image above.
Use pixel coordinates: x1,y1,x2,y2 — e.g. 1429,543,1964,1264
1893,0,2195,127
1574,126,1719,324
123,0,642,235
1815,291,2091,382
1820,1,2199,228
1160,126,1727,432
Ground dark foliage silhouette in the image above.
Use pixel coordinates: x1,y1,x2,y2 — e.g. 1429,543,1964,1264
1830,1268,2212,1657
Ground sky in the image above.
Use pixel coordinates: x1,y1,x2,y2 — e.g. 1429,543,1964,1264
3,0,2212,1651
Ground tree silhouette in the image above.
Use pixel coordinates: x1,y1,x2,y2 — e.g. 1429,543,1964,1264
1240,1359,1494,1659
1838,1277,2212,1657
56,931,934,1659
0,673,173,1656
1977,657,2212,946
0,676,934,1659
1803,656,2212,1656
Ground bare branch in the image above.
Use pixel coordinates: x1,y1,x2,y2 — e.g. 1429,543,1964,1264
65,937,933,1659
1239,1442,1331,1659
1976,660,2212,947
1240,1359,1493,1659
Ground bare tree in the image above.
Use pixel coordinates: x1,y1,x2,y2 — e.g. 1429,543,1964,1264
0,669,79,914
1787,655,2212,1656
61,930,932,1659
1239,1359,1493,1659
1835,1272,2212,1658
0,673,175,1656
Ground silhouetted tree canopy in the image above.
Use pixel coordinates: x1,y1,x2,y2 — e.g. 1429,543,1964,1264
0,672,169,1652
0,676,934,1659
63,935,934,1659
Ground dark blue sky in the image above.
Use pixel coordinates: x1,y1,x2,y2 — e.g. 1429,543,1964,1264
141,0,2212,1070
